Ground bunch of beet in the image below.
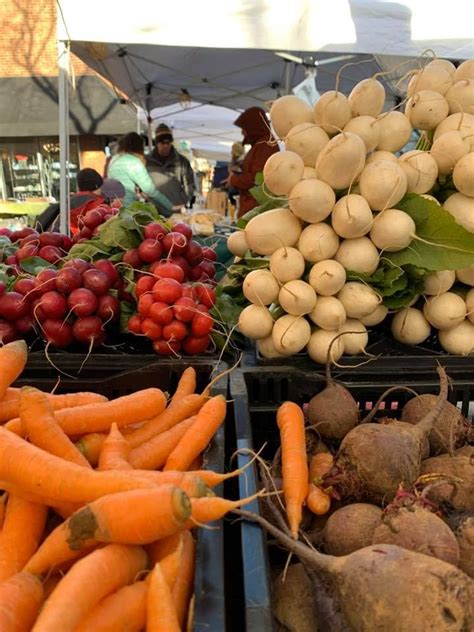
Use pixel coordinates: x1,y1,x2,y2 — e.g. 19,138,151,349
73,204,118,243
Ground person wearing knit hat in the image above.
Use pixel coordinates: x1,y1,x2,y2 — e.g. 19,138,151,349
101,178,125,201
76,168,103,193
146,123,196,207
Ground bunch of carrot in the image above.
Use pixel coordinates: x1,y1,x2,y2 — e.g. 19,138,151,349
0,340,250,632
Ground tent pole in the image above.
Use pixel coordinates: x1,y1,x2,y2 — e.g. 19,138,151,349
58,39,70,235
284,61,292,94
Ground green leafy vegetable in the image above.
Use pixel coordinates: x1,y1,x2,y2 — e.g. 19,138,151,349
18,257,55,275
119,300,135,334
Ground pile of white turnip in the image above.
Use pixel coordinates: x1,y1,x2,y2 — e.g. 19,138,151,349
228,57,474,361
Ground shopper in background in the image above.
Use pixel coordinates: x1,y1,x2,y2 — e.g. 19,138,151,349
227,141,246,204
146,124,196,208
101,178,125,207
108,132,174,215
227,107,279,217
103,140,119,178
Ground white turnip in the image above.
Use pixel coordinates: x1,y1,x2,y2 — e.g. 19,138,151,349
454,59,474,82
369,208,416,251
366,150,398,165
272,314,311,355
243,269,280,306
457,266,474,286
391,308,430,345
308,260,346,296
278,280,317,316
298,223,339,263
263,151,305,196
334,237,379,275
269,246,305,283
331,194,373,238
445,80,474,115
270,95,314,138
339,319,368,355
308,296,346,330
227,231,249,257
438,320,474,355
405,90,450,130
453,152,474,197
285,123,329,166
443,192,474,232
343,116,379,152
238,304,273,340
256,334,286,359
288,178,336,223
433,112,474,151
398,150,438,194
423,270,456,295
430,130,470,174
348,78,385,117
315,132,366,190
313,91,352,135
373,112,412,152
358,160,408,211
423,292,467,330
426,58,456,77
407,65,453,96
337,282,381,319
360,304,388,326
466,288,474,323
245,208,302,255
302,166,317,179
307,329,345,364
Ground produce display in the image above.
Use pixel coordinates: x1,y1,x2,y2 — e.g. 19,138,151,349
225,57,474,360
0,341,252,631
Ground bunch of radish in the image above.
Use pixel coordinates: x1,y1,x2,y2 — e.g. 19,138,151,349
0,227,73,272
126,260,215,355
230,57,474,360
73,204,119,243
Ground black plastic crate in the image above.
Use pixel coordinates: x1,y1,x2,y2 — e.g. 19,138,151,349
230,364,473,632
14,358,228,632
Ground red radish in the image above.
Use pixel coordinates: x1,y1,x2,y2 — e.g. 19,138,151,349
149,301,174,326
185,240,203,266
36,268,58,293
82,209,104,229
0,281,6,296
135,275,155,297
153,339,181,355
202,246,217,262
38,245,62,264
83,269,111,296
152,278,183,304
141,318,163,340
56,267,82,295
19,234,40,247
195,284,216,308
15,315,34,334
0,320,17,343
0,291,30,320
67,288,98,317
14,277,37,296
61,235,74,251
181,286,195,300
173,223,193,240
9,232,21,243
42,319,74,347
94,259,119,285
38,291,67,319
32,299,47,322
64,259,92,274
188,264,203,281
17,227,37,239
5,255,18,266
138,239,163,263
72,316,104,346
183,335,211,354
96,294,120,322
122,248,142,268
174,297,196,322
168,256,191,279
103,214,113,222
150,261,184,283
39,232,63,248
15,244,38,261
138,293,154,317
0,228,12,237
192,310,213,337
163,320,187,341
127,314,143,334
200,260,216,278
162,231,188,254
78,227,93,240
144,222,168,240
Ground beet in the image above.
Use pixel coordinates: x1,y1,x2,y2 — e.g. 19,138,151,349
378,418,430,459
420,455,474,512
401,394,469,455
323,504,382,556
273,564,318,632
447,513,474,578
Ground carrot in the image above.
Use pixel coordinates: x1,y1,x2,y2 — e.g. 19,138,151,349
308,453,334,483
42,574,62,600
98,423,132,471
75,432,106,466
306,484,331,516
171,367,196,403
146,532,184,587
185,493,260,528
0,427,156,504
147,562,180,632
0,571,44,632
32,544,147,632
25,486,190,575
75,580,147,632
0,495,47,582
126,393,206,449
130,471,209,498
164,395,226,471
0,390,108,424
186,595,195,632
188,454,203,470
171,530,195,628
19,387,91,468
0,340,27,401
128,416,197,470
277,401,308,538
0,492,7,531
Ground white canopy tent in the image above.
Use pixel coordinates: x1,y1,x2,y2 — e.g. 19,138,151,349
56,0,474,231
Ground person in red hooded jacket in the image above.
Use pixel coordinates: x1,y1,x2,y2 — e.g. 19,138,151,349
227,107,279,217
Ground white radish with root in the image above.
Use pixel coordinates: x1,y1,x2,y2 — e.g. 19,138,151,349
391,308,431,345
269,247,305,283
272,314,311,355
361,304,388,326
270,95,314,139
348,78,385,117
426,58,456,77
298,223,339,263
445,80,474,115
339,319,369,355
245,208,302,255
313,91,352,135
433,112,474,151
454,59,474,82
439,320,474,355
302,166,317,179
373,112,412,152
256,334,286,359
443,193,474,232
243,269,280,306
369,208,416,252
338,282,382,319
238,305,274,340
288,179,336,223
456,266,474,286
358,160,408,211
278,280,317,316
307,329,345,364
430,130,470,175
423,293,467,330
284,123,329,166
366,150,398,165
335,237,380,275
263,151,304,196
453,152,474,197
407,65,453,96
405,90,450,130
343,116,380,153
466,289,474,324
331,194,374,239
308,260,346,296
398,150,438,194
308,296,347,331
227,231,249,257
315,132,366,190
423,270,456,295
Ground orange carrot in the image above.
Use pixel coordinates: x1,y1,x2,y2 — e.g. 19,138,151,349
128,416,196,470
32,544,147,632
0,492,7,531
75,580,147,632
188,454,203,471
25,486,190,575
0,495,47,582
185,493,259,528
277,401,308,538
164,395,226,471
75,432,106,466
0,571,44,631
0,427,156,504
171,367,196,403
129,471,208,498
126,393,206,449
98,423,133,471
186,595,195,632
147,562,180,632
19,386,91,468
0,340,27,401
172,530,195,628
308,453,334,484
0,390,108,424
146,532,184,588
306,484,331,516
42,574,62,600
